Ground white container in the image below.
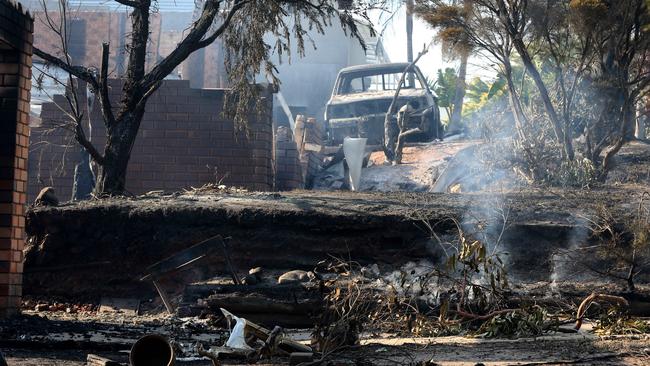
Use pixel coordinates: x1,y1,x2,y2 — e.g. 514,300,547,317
343,137,367,191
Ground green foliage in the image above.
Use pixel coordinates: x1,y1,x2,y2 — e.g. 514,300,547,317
432,68,458,123
462,76,505,117
430,69,509,128
445,227,511,317
477,306,551,338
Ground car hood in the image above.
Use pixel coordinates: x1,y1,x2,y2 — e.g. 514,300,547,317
327,89,428,105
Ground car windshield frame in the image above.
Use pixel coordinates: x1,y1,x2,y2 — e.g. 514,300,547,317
335,66,427,96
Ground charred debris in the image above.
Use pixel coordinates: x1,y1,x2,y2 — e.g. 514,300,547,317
3,188,649,365
2,0,650,365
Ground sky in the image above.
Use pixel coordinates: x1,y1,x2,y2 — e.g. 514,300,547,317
371,7,447,77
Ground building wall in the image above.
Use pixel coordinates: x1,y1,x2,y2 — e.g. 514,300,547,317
181,40,228,89
0,0,33,318
29,80,274,200
32,10,162,74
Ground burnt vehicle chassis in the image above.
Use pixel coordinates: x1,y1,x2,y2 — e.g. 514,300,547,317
324,63,442,145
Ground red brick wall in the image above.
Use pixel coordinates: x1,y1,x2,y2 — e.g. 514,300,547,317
29,80,274,200
0,0,33,318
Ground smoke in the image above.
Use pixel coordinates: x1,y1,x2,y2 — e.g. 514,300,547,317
548,215,591,295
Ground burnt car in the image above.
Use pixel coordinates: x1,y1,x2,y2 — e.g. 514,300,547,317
324,62,441,145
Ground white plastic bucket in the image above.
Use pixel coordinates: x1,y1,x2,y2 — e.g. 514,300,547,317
343,137,367,191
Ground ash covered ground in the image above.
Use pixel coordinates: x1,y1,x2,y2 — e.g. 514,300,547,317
3,142,650,365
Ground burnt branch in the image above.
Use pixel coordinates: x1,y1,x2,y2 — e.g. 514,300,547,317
35,0,106,166
33,48,99,91
194,0,250,49
134,80,162,115
383,45,429,163
113,0,142,7
98,43,116,127
74,116,106,165
141,0,249,91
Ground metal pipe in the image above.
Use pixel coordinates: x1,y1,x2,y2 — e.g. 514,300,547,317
130,334,175,366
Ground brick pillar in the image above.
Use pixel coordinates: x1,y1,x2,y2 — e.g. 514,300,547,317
0,0,33,318
275,126,304,191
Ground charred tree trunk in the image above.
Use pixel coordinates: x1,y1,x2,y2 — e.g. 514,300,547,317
93,0,151,195
448,49,468,133
383,48,428,163
513,38,573,161
95,144,130,195
601,100,635,173
504,62,527,141
95,110,145,194
595,29,636,175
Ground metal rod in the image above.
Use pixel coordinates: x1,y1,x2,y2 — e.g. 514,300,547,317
152,279,174,314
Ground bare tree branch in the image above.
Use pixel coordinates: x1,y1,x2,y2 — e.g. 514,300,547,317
33,47,99,90
74,115,106,165
194,0,250,49
113,0,142,7
140,0,249,92
98,43,116,127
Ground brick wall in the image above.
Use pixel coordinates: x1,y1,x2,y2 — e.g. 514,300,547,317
0,0,33,318
274,126,303,191
29,80,274,200
274,116,324,190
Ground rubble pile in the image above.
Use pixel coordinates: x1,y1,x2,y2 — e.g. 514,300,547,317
177,280,324,328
